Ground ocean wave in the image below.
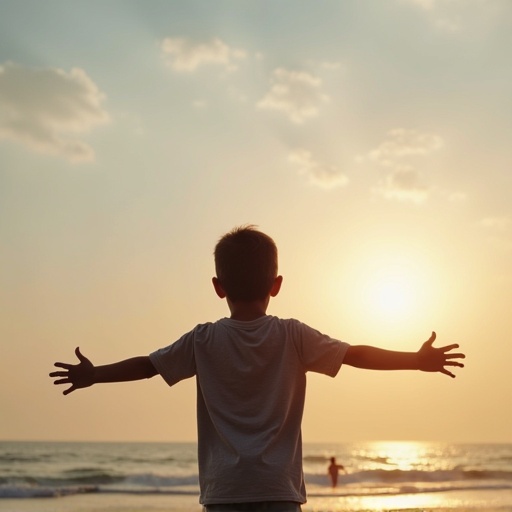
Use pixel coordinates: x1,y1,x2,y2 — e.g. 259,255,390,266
0,484,99,499
3,442,512,501
3,482,512,500
306,482,512,498
305,468,512,486
2,467,512,500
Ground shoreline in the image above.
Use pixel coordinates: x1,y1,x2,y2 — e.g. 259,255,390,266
2,489,512,512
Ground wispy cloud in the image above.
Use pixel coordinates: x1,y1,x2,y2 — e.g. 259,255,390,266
360,129,444,203
400,0,461,32
405,0,467,33
399,0,506,32
257,68,328,124
161,37,246,72
288,149,348,189
367,128,444,166
373,165,429,204
0,62,109,163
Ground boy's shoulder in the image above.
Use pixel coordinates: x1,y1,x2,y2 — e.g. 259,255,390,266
193,315,304,332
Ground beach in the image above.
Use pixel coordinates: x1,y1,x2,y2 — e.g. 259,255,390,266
2,441,511,512
3,489,512,512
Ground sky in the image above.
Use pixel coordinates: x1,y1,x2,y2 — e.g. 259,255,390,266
1,0,511,444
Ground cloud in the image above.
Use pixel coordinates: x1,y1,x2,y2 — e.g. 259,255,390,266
400,0,460,31
161,37,246,72
373,165,429,204
368,128,444,166
257,68,328,124
0,62,109,163
288,149,348,189
362,129,444,203
399,0,505,32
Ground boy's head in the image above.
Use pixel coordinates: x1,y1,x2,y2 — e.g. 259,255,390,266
214,225,278,302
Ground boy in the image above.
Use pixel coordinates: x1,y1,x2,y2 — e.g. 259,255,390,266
50,225,465,512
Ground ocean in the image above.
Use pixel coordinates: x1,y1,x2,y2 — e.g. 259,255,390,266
1,441,511,512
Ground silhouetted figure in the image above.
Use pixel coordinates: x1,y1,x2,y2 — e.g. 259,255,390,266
327,457,346,488
50,226,465,512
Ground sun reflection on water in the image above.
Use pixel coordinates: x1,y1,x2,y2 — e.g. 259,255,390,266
368,441,430,471
310,490,459,511
304,442,512,512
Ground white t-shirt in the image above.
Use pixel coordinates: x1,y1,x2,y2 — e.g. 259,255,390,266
149,315,349,505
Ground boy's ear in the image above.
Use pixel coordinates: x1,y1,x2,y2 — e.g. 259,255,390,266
212,277,226,299
270,275,283,297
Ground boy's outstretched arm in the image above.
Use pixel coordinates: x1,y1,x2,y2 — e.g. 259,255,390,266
50,347,157,395
343,332,465,378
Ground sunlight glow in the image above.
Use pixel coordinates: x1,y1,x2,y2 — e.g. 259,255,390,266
360,259,426,323
371,271,414,318
332,242,438,339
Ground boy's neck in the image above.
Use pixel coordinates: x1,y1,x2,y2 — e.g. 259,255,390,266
227,298,270,321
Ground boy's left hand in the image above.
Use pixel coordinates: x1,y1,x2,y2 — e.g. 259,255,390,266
50,347,96,395
417,332,465,378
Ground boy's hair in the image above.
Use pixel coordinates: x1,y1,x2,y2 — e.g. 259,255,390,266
214,225,278,302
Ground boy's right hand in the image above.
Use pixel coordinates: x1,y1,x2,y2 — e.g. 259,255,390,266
417,332,465,378
50,347,95,395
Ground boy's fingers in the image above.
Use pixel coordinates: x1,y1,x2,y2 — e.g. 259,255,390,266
441,343,460,352
63,386,76,396
49,371,68,378
424,331,436,347
75,347,85,361
441,368,456,378
53,362,72,370
445,352,465,360
53,377,70,385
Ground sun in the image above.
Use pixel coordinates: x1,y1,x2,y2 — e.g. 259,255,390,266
327,239,438,337
370,271,415,318
352,253,432,326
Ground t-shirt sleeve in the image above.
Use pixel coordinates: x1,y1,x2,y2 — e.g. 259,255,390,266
293,320,350,377
149,329,197,387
